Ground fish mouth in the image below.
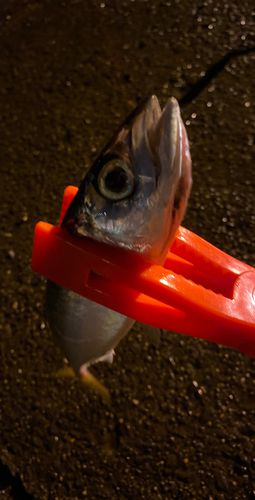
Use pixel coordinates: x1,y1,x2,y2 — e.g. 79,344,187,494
61,95,192,262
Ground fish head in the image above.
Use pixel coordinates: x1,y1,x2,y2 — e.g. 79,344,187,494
62,96,192,263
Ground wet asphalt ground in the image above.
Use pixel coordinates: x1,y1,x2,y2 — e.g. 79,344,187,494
0,1,255,499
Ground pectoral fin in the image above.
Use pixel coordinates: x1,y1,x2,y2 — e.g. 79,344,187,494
142,325,162,349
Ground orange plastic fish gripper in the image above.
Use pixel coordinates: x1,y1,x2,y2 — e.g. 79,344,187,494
31,186,255,358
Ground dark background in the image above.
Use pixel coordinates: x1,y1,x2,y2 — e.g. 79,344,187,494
0,0,255,498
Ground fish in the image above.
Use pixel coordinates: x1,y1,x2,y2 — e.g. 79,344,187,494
46,96,192,400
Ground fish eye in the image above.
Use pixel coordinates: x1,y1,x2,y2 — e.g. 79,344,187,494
97,159,134,200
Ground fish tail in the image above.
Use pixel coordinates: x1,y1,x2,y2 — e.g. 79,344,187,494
57,366,76,377
79,365,111,404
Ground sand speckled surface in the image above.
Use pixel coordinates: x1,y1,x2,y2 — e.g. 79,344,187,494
0,1,255,499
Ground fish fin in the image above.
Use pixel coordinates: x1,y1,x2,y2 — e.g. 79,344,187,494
79,364,111,404
56,365,110,403
142,325,161,349
57,366,75,378
90,349,115,366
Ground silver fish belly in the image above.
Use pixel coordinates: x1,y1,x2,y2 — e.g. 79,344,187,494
46,280,134,373
45,95,192,384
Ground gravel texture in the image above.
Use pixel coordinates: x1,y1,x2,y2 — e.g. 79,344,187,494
0,1,255,499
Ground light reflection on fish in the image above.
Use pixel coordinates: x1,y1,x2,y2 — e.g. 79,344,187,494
46,96,192,399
